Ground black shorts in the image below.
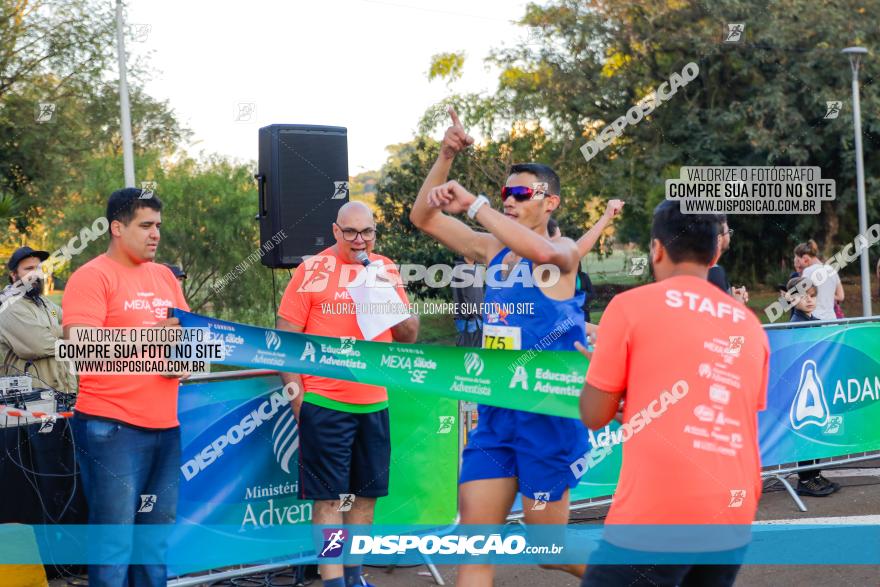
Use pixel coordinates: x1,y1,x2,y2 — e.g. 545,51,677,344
297,401,391,500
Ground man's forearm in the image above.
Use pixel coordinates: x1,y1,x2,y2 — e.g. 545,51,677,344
576,215,612,258
579,383,623,430
280,371,304,417
280,371,303,392
410,156,454,229
1,318,57,359
391,314,419,343
473,205,575,270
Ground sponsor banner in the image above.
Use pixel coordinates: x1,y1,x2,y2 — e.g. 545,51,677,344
6,524,880,565
169,374,457,575
565,422,626,502
172,309,586,419
759,321,880,466
172,311,880,504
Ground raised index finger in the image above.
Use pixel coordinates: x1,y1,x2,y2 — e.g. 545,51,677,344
448,106,463,129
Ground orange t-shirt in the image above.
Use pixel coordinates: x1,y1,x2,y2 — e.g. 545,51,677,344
278,247,410,404
586,275,769,527
62,254,189,428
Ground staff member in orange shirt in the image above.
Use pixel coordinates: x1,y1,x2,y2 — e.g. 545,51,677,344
63,188,189,587
277,201,418,587
577,202,769,587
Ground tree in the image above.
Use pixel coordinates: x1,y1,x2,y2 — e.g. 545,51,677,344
52,153,283,327
487,0,880,282
381,0,880,285
0,0,187,234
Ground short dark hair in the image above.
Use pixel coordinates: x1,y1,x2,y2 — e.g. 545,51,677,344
650,200,720,265
106,188,162,225
509,163,561,198
786,276,816,294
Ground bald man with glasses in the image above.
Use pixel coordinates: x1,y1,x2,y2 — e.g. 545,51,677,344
276,201,418,587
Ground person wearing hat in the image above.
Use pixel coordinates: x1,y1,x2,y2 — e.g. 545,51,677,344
161,263,187,286
0,246,76,393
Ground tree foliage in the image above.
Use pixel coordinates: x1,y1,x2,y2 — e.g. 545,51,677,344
379,0,880,285
0,0,187,233
428,52,466,85
51,152,282,327
1,0,280,326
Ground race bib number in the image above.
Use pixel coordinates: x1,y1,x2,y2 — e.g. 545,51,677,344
482,324,522,350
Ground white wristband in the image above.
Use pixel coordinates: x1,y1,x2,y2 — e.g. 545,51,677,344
467,194,490,219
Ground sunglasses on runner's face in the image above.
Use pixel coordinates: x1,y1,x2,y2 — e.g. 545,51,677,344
500,185,554,202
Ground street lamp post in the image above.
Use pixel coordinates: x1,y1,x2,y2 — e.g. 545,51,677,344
115,0,136,188
842,46,872,317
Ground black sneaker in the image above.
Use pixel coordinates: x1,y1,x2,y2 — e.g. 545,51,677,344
796,475,835,497
817,474,841,494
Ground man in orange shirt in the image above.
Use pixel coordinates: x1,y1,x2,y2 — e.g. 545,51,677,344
276,201,419,587
63,188,189,587
577,201,769,586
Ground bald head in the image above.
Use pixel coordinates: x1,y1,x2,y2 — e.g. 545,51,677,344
333,201,377,263
336,201,374,225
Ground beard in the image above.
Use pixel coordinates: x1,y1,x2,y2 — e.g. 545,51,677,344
24,276,44,299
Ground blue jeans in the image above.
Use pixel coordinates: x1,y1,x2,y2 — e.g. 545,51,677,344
581,542,745,587
71,414,181,587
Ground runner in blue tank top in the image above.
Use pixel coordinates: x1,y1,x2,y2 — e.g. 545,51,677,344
410,108,590,584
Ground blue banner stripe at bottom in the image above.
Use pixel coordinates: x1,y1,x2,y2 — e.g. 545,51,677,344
2,524,879,566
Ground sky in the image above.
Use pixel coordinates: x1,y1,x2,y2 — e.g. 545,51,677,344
125,0,531,173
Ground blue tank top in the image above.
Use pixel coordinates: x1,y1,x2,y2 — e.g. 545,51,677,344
482,247,587,352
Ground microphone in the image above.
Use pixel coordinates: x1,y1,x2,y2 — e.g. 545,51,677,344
356,251,393,285
355,251,371,267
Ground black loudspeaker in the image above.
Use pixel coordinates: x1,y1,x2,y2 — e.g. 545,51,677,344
257,124,350,268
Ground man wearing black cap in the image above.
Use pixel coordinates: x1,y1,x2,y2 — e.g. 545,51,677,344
0,247,76,393
161,263,187,287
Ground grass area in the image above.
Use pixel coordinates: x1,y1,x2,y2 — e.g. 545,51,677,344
413,299,458,346
746,290,781,324
584,248,650,287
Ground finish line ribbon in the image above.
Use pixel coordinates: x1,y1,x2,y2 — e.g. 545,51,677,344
172,309,586,419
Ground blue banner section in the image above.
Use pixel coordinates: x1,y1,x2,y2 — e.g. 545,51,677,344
758,322,880,467
170,374,311,575
4,524,880,565
169,372,458,576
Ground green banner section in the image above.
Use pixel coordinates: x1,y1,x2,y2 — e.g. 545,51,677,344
174,309,587,419
379,385,459,524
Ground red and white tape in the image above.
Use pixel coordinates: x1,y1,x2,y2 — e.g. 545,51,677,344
0,404,73,420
